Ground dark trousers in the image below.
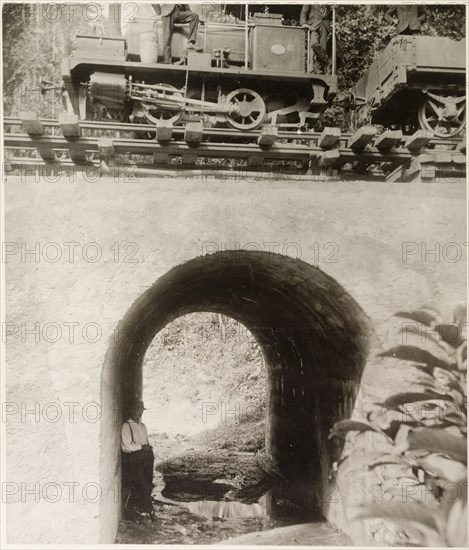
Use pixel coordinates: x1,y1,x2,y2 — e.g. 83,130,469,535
399,27,421,35
309,22,330,72
162,8,199,63
122,449,154,514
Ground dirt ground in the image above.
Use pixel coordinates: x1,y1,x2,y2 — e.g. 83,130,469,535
116,434,353,545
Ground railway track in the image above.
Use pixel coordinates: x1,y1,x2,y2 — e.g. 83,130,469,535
3,113,466,181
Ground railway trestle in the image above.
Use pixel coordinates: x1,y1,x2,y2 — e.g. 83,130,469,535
3,113,466,182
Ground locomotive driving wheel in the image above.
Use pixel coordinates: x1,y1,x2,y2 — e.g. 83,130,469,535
141,84,183,126
225,88,266,130
418,92,466,138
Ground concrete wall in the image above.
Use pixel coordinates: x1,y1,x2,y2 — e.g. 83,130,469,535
4,175,466,543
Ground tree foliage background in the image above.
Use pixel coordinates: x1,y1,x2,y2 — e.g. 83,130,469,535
2,3,466,120
334,3,465,91
2,4,89,117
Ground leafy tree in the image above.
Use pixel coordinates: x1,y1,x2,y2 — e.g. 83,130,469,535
331,305,467,547
335,4,465,92
427,5,466,40
2,3,90,117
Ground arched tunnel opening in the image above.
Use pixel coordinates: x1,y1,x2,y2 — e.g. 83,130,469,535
141,312,270,521
100,250,374,539
141,312,266,444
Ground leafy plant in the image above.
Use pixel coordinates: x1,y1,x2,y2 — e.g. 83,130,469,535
331,305,467,547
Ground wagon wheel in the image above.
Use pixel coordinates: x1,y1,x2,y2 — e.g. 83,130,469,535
418,92,466,138
142,84,183,126
225,88,266,131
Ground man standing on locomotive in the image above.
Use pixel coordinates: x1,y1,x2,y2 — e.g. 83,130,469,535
385,5,427,35
300,4,332,73
152,4,199,63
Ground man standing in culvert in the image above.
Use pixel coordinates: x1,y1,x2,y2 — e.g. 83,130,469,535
121,400,155,521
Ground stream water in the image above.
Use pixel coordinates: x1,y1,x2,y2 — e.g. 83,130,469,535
186,497,267,519
116,436,307,544
117,490,298,544
117,468,303,544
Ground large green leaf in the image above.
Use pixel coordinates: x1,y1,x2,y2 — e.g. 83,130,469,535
378,345,454,371
385,397,466,429
443,482,467,547
379,392,451,411
398,326,454,354
396,308,443,327
340,452,412,474
329,420,378,439
406,428,467,465
417,454,467,482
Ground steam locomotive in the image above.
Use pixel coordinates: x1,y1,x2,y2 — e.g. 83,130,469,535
61,5,466,138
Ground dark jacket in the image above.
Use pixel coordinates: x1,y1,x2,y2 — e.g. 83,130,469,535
385,6,427,34
300,5,331,30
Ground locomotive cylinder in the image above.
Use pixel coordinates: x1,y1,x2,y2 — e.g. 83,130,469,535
88,72,127,109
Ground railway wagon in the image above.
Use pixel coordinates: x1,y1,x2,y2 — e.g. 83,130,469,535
353,35,466,137
62,16,337,132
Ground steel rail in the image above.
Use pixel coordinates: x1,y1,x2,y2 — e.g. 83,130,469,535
2,117,461,149
4,133,425,166
3,134,312,159
4,117,465,186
